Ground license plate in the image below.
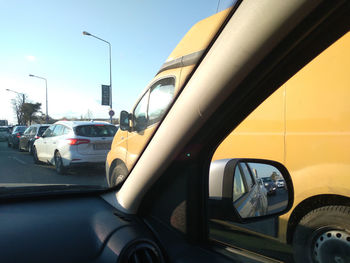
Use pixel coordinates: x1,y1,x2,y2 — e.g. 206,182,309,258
93,143,110,150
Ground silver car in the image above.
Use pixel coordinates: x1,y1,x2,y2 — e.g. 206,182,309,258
33,121,118,174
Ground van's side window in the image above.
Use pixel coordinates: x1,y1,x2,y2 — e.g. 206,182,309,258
133,91,149,132
148,78,175,126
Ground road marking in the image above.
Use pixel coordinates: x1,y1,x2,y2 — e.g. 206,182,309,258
9,156,27,165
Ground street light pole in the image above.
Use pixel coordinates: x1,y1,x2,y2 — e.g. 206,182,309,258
29,74,48,123
6,88,26,125
83,31,113,123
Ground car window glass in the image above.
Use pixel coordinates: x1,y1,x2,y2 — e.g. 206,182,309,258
30,127,37,135
75,125,117,137
233,165,247,202
24,127,31,135
62,126,70,135
52,125,64,136
43,126,55,137
133,92,149,132
38,126,49,136
148,78,175,126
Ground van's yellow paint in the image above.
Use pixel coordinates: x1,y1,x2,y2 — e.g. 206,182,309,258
108,8,233,173
213,32,350,243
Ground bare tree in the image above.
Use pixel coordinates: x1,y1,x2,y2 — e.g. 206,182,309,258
11,94,27,125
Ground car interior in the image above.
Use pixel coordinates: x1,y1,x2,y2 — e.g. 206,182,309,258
1,0,349,262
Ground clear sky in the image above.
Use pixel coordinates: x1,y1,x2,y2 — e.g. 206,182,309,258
0,0,234,124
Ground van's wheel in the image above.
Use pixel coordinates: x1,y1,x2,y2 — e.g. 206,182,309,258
293,206,350,263
33,146,40,164
110,163,128,187
54,151,66,175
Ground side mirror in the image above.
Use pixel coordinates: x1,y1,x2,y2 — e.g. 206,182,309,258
208,158,293,223
119,111,131,131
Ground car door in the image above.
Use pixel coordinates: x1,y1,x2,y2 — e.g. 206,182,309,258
20,127,31,150
46,125,64,163
126,77,175,169
36,125,56,161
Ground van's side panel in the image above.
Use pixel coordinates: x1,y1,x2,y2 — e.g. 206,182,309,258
278,32,350,242
212,87,285,163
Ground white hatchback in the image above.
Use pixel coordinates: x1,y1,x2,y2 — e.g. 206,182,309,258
33,121,118,174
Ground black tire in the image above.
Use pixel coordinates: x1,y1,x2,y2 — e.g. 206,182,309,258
28,143,33,155
33,146,40,164
110,163,128,187
293,206,350,263
18,143,23,152
54,151,66,175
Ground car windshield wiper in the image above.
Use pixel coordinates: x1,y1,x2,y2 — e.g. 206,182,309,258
0,184,107,198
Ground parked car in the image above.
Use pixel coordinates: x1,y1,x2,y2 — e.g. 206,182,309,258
262,177,277,195
7,126,27,148
33,121,118,174
276,179,285,188
0,126,10,141
19,124,49,153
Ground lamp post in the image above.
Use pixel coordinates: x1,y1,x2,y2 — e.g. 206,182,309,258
6,88,26,125
6,88,25,103
29,74,48,123
83,31,113,123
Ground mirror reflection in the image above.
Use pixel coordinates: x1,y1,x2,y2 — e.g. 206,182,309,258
233,162,288,218
208,159,289,220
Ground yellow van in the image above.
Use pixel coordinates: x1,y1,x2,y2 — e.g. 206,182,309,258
106,8,232,186
211,32,350,259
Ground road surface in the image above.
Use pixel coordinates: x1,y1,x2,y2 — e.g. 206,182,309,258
0,141,107,187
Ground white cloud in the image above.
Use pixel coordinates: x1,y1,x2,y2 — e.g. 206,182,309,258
25,55,36,62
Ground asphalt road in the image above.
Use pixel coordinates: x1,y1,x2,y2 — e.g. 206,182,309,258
267,188,289,214
0,141,107,187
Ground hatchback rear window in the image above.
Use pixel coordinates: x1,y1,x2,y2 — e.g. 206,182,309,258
74,125,118,137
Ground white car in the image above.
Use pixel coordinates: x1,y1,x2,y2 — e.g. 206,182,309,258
33,121,118,174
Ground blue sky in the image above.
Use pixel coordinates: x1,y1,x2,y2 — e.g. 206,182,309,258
0,0,234,124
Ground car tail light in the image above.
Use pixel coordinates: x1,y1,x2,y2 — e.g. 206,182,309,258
66,138,90,145
35,136,40,139
16,133,21,138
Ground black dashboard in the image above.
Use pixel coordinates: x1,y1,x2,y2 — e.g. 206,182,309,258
0,196,163,263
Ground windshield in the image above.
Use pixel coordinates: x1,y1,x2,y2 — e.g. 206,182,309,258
0,1,235,192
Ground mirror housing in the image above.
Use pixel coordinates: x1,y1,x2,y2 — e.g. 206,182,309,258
119,111,131,131
208,158,294,223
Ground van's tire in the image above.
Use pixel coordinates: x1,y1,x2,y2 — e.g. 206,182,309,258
110,163,128,187
54,151,66,175
292,206,350,263
33,146,41,164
